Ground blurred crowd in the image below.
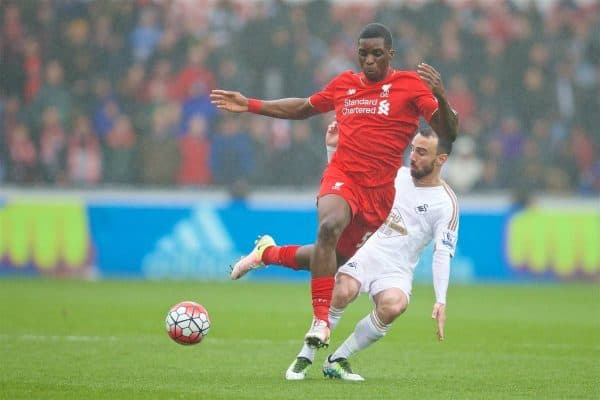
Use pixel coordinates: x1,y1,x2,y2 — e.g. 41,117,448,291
0,0,599,195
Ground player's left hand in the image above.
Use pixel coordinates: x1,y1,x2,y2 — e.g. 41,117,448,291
325,120,339,147
431,302,446,341
417,63,446,99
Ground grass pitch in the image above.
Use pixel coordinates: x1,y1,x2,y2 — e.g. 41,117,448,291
0,279,598,399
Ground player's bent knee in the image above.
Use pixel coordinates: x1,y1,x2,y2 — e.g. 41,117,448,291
317,217,346,244
332,273,360,307
375,289,408,324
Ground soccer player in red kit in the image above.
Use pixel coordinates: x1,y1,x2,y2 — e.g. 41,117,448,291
211,23,458,349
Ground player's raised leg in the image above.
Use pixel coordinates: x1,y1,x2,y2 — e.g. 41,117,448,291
231,236,321,279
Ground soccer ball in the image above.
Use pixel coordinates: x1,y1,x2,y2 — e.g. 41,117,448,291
165,301,210,345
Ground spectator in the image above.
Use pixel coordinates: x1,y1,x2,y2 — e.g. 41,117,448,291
282,120,324,187
215,57,251,98
0,4,25,97
446,74,477,127
23,37,42,104
139,107,179,186
443,136,483,194
148,28,186,71
92,86,120,143
180,81,217,136
7,123,37,183
61,19,95,107
177,115,212,186
105,115,137,184
28,60,71,133
246,115,271,185
143,58,176,103
39,106,66,183
519,66,554,128
569,125,597,190
91,13,129,81
262,119,293,186
172,45,216,102
129,7,161,63
210,116,253,187
67,115,102,186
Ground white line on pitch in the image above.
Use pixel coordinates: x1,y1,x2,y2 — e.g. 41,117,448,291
0,334,299,345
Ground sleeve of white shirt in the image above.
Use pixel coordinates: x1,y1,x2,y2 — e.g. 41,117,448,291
432,248,451,304
326,145,336,162
431,195,459,304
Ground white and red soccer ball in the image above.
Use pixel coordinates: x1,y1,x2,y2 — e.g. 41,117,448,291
165,301,210,345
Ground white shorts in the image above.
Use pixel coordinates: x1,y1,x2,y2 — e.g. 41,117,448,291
336,247,414,302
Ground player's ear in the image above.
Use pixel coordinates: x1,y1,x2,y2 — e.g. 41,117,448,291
388,49,396,58
436,153,448,166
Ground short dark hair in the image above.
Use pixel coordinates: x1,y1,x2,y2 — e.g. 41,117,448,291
419,129,453,155
358,23,393,49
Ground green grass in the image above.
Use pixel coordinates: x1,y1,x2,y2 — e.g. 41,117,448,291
0,279,598,399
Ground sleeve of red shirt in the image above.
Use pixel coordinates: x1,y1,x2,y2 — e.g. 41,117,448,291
410,73,439,123
308,73,346,113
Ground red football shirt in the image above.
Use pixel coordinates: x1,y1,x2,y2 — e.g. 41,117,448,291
309,69,438,187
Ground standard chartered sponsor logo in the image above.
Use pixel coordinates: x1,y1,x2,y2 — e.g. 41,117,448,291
341,98,391,116
342,98,378,115
506,208,600,277
0,199,93,275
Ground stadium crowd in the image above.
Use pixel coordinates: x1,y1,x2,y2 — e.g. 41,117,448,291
0,0,598,195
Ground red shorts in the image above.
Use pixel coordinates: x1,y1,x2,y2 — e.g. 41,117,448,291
318,164,395,258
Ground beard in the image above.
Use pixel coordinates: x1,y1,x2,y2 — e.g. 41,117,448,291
410,160,436,179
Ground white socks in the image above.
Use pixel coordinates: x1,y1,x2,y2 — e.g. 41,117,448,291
330,310,389,360
297,307,344,362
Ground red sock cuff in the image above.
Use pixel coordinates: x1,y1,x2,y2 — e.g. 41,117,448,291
311,277,335,325
311,276,335,293
262,245,301,270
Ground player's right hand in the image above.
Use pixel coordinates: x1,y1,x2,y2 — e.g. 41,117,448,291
325,120,339,147
210,90,248,112
431,302,446,341
417,63,446,99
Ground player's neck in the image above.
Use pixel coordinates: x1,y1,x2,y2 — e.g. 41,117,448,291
413,173,442,187
361,67,393,84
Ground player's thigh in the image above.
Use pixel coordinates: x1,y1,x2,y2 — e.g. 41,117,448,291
335,184,394,259
356,183,395,235
373,288,409,324
332,272,361,308
317,193,352,229
317,167,358,229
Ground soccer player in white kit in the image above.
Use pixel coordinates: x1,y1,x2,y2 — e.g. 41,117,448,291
286,127,459,381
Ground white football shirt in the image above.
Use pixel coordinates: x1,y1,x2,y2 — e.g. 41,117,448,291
339,167,459,297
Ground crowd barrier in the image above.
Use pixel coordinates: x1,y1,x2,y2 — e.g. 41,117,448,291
0,189,598,282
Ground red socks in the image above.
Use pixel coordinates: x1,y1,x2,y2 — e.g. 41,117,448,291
311,276,334,326
262,245,301,270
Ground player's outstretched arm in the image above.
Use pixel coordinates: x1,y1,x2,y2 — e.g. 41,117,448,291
431,247,451,341
210,90,320,120
417,63,458,142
